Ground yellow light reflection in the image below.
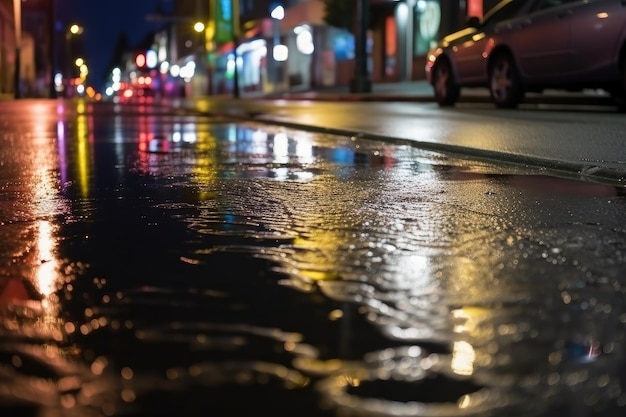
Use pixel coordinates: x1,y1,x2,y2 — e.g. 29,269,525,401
76,114,89,197
471,32,485,42
25,106,66,335
190,125,219,201
73,101,91,198
291,236,342,281
451,340,475,376
451,306,486,333
459,394,472,408
31,119,61,296
441,27,476,47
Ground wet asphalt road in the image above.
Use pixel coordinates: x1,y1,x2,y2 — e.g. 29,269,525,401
182,96,626,181
0,99,625,417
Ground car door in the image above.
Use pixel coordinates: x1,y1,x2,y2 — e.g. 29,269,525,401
568,0,626,81
453,0,528,83
507,0,578,80
449,28,491,83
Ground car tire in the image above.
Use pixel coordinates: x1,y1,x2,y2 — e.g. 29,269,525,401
432,58,460,106
610,90,626,112
488,53,524,108
611,53,626,112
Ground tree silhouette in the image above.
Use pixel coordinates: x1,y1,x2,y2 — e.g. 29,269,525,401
322,0,354,31
104,31,132,82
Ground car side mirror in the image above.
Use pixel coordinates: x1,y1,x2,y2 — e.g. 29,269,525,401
466,16,480,28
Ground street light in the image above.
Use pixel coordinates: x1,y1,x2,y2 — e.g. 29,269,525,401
69,23,82,36
65,24,84,66
269,3,285,90
270,4,284,20
64,24,83,96
193,20,211,95
271,6,287,62
193,21,205,33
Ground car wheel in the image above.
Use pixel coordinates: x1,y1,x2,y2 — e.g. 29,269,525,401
489,53,524,108
432,58,460,106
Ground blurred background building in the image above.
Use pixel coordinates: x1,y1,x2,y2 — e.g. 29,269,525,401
111,0,481,99
0,0,56,98
0,0,500,99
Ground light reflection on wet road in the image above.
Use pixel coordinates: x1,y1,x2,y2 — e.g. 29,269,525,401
0,99,625,417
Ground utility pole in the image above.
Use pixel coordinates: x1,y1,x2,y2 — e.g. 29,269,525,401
13,0,22,98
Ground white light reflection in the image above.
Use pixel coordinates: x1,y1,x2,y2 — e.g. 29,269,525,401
36,220,57,297
451,340,475,376
226,124,237,142
252,129,268,142
170,123,197,144
270,131,315,179
183,131,197,143
273,132,289,163
295,25,314,55
251,129,269,157
392,254,432,286
273,44,288,61
31,110,66,325
294,135,314,164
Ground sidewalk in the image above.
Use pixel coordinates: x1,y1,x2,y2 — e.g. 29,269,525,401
255,79,615,106
255,79,454,102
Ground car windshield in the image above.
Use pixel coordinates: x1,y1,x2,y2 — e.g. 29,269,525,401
481,0,527,27
528,0,580,13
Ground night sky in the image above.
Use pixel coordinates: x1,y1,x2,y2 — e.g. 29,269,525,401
56,0,164,91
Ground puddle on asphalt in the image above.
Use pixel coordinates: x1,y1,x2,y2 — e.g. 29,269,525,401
1,116,626,417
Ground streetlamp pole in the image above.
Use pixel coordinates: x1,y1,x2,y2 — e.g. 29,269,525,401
48,0,57,98
269,4,285,91
193,21,209,95
350,0,371,93
404,0,416,82
64,24,83,96
13,0,22,99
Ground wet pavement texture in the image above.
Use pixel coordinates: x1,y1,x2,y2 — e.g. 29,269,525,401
0,100,625,417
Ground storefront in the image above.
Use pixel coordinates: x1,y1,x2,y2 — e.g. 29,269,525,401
212,0,493,95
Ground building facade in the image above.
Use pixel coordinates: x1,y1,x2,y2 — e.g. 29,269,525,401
115,0,496,99
0,0,55,98
4,0,501,99
226,0,491,95
0,0,15,96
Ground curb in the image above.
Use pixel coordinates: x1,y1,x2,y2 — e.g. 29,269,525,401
197,104,626,187
258,92,616,106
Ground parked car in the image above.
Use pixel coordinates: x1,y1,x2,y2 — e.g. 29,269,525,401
425,0,626,109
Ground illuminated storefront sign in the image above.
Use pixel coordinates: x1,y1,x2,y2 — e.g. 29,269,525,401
215,0,239,42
